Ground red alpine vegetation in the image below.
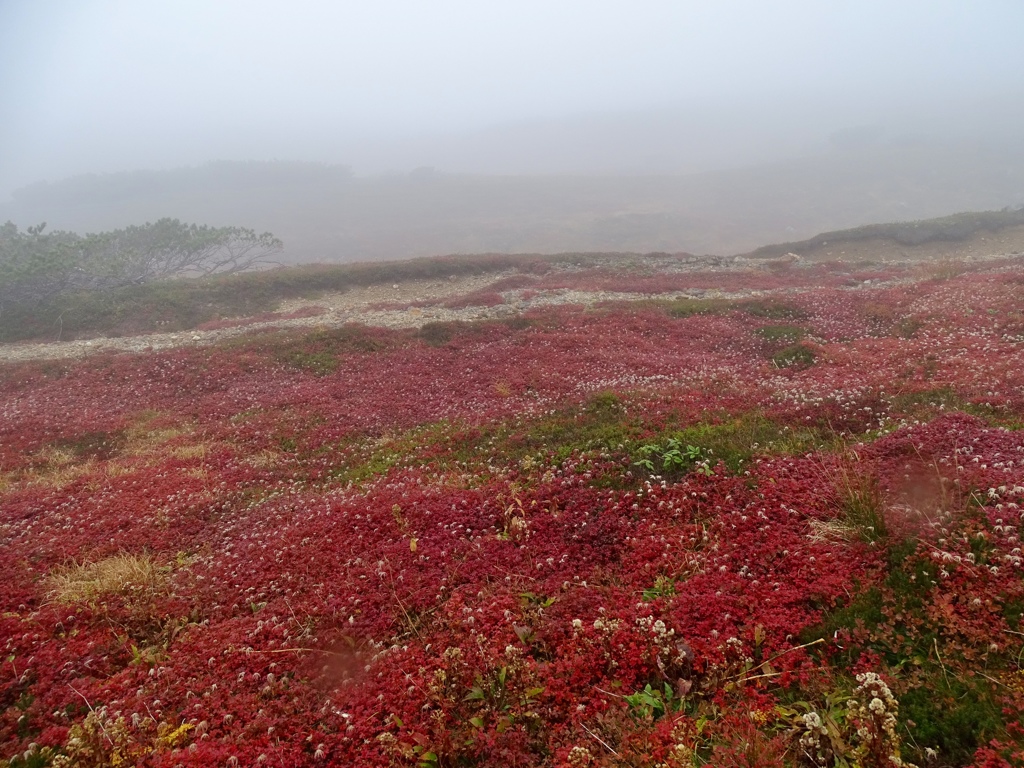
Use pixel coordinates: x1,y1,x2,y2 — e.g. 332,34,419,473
2,257,1023,766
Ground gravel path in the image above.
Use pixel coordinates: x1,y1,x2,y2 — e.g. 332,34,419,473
2,249,1017,364
0,282,763,363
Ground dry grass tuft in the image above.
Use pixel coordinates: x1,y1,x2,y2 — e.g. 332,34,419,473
818,454,889,542
807,518,859,543
46,553,167,606
246,449,282,469
122,428,186,456
122,411,190,457
170,443,207,460
24,461,97,490
104,462,134,478
36,445,77,466
836,468,888,541
922,258,970,282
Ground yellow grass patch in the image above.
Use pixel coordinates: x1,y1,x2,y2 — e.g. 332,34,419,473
105,462,134,478
36,445,77,466
246,449,282,469
122,427,187,456
22,460,97,490
170,443,207,460
46,553,167,606
122,411,190,457
807,518,859,543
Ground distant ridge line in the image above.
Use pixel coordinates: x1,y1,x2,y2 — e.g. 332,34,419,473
742,207,1024,259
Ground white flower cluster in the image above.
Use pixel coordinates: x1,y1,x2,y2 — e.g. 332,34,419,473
636,615,689,666
593,615,623,633
798,710,832,765
847,672,918,768
566,744,593,767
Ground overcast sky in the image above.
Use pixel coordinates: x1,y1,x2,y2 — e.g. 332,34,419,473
2,0,1023,196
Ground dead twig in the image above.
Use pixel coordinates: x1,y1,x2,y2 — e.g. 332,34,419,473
580,722,619,756
67,683,114,747
726,637,825,681
976,671,1010,690
933,638,951,690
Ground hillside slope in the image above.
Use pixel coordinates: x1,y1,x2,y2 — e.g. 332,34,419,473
2,229,1024,765
3,209,1024,357
4,139,1024,262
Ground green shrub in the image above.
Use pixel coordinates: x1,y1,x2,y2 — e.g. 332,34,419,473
901,680,1004,765
771,343,817,369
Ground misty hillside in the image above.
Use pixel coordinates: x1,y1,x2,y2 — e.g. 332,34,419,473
4,136,1023,263
4,223,1024,766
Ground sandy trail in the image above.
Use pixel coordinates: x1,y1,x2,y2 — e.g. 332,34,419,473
2,248,1019,364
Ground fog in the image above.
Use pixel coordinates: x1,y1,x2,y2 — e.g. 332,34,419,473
2,1,1024,257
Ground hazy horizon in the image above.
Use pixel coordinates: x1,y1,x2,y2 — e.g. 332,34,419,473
4,1,1024,196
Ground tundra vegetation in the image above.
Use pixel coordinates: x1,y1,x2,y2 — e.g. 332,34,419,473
1,222,1024,766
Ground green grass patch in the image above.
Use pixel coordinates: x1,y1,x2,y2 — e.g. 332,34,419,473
498,390,640,468
313,400,837,491
900,677,1005,766
802,532,1015,765
661,297,734,318
755,324,806,343
771,343,817,369
801,587,885,655
882,541,939,609
835,468,888,542
659,297,809,322
1002,598,1024,631
447,404,834,487
417,320,480,347
278,350,339,377
646,413,834,476
887,387,1020,427
893,317,924,339
319,423,458,487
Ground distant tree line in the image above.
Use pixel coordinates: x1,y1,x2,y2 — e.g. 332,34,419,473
0,218,282,307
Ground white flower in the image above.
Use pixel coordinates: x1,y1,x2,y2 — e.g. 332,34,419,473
802,711,823,731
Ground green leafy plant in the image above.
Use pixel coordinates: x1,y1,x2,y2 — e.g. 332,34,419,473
635,438,713,477
642,575,678,601
464,666,545,734
624,682,685,721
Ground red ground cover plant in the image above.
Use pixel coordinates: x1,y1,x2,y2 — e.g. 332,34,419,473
2,259,1023,766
